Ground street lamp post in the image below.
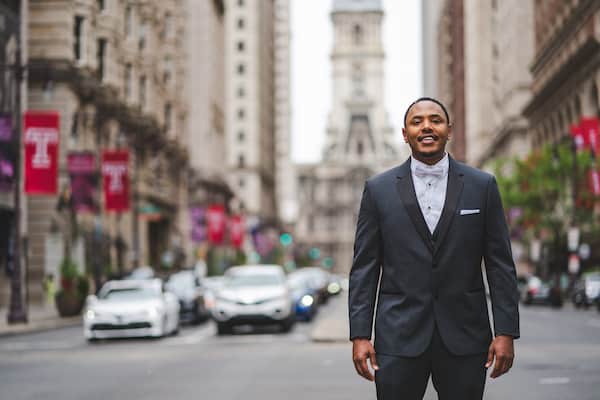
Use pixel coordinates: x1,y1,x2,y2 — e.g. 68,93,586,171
5,7,27,323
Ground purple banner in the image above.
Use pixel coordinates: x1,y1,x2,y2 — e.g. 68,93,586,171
190,207,207,243
0,114,14,192
68,152,98,213
0,114,12,142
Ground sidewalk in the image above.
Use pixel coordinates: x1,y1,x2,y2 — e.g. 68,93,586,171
0,304,81,338
310,292,349,342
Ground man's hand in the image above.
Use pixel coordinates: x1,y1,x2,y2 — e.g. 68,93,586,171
352,338,379,381
486,335,514,378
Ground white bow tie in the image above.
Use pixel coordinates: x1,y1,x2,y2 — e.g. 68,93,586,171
414,163,445,179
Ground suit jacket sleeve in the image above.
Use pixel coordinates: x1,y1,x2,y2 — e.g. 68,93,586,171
484,176,520,339
348,181,382,340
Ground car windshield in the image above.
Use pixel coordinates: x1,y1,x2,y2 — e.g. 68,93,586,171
226,273,284,287
167,273,195,291
100,287,160,301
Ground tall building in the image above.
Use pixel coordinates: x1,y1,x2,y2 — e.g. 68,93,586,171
274,0,297,226
224,0,278,221
10,0,191,305
421,0,443,97
295,0,405,274
184,0,234,211
429,0,534,166
523,0,600,147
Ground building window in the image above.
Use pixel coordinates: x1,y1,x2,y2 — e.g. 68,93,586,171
237,18,245,29
74,16,84,62
237,41,245,51
238,154,245,168
164,103,172,132
237,63,245,74
125,63,132,99
238,131,245,141
97,38,107,81
139,75,146,108
97,0,105,11
139,21,147,51
238,0,244,6
237,87,245,97
125,6,133,37
163,13,173,39
353,24,363,45
239,178,245,188
237,109,245,120
163,56,173,85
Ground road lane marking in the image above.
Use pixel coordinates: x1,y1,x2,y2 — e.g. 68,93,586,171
539,377,570,385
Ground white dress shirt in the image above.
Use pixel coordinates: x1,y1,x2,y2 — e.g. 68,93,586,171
410,153,449,234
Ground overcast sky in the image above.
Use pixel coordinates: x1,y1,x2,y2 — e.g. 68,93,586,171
291,0,423,163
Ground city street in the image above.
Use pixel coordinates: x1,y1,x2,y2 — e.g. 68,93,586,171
1,297,599,399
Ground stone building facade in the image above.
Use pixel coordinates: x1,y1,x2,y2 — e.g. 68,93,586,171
184,0,234,212
295,0,405,274
224,0,279,220
523,0,600,147
12,0,191,305
426,0,534,167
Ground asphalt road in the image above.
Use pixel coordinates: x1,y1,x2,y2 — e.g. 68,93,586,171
1,298,599,399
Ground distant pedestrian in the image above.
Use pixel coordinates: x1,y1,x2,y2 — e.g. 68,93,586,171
348,97,520,399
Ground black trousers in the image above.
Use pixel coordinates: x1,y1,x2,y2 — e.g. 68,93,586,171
375,326,488,400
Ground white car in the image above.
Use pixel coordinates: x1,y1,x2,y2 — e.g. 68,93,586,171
212,265,295,335
83,279,180,341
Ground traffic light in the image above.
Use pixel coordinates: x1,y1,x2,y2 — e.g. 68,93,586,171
280,233,293,247
308,247,321,260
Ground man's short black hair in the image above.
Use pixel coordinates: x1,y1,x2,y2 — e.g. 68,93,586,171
403,97,451,127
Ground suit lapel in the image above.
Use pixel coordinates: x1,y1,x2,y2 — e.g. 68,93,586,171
395,160,434,254
432,157,464,256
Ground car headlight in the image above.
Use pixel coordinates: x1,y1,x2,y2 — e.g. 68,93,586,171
85,309,96,320
300,295,314,307
148,307,163,318
328,282,341,294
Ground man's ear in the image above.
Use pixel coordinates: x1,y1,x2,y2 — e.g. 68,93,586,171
402,128,408,143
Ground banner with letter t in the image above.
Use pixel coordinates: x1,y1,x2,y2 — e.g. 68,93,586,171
102,150,130,212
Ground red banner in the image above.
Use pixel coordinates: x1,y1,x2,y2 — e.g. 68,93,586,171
581,117,600,155
207,204,226,244
24,111,59,194
589,169,600,196
229,215,245,249
68,152,97,213
570,123,585,152
102,150,129,212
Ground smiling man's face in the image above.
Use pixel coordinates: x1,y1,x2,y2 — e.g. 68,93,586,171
402,100,452,165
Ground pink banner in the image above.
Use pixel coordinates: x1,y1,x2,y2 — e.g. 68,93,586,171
229,215,245,249
24,111,59,195
102,150,130,212
207,204,226,245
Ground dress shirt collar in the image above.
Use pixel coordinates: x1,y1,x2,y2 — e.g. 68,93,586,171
410,153,449,179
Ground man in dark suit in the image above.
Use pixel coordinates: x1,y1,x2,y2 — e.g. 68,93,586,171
348,97,520,399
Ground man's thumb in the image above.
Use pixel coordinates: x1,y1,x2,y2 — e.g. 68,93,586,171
369,351,379,371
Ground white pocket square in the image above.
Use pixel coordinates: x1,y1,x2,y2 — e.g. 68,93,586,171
460,209,480,215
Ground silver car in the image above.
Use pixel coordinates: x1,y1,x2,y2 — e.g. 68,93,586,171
212,265,295,335
83,279,180,341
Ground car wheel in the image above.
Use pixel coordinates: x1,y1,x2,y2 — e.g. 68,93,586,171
280,317,295,333
217,322,232,335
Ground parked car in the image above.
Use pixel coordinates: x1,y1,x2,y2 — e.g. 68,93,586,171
521,275,562,307
572,273,600,309
212,265,295,335
201,276,226,311
166,270,210,324
292,267,330,304
83,279,180,341
287,271,319,321
124,266,155,280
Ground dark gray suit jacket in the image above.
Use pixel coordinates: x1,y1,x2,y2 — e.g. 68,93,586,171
348,156,520,357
